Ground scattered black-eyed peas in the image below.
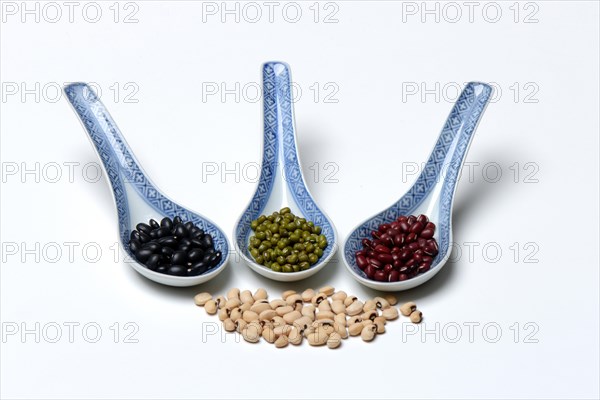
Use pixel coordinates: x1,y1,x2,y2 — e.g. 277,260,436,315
129,216,222,276
194,287,425,349
248,208,328,272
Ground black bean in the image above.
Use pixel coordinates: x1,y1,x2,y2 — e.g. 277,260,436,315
155,227,171,238
167,265,187,276
136,223,152,235
161,217,173,230
190,238,204,248
201,252,213,265
184,221,194,231
209,251,222,267
161,247,174,257
143,242,161,253
135,248,153,262
178,244,191,253
158,236,177,248
180,238,192,247
139,231,151,243
190,229,204,239
204,247,216,256
173,216,182,225
188,248,204,262
172,251,188,265
200,235,213,250
129,239,141,253
149,219,159,229
188,262,208,276
156,265,168,274
149,230,159,239
130,230,140,241
173,224,187,239
146,254,161,270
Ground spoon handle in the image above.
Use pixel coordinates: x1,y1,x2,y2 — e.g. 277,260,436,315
405,82,493,214
262,62,327,226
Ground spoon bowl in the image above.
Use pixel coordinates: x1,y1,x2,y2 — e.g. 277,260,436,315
343,82,493,291
233,62,338,282
64,83,230,287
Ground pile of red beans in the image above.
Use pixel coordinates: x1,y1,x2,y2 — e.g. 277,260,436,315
355,214,439,282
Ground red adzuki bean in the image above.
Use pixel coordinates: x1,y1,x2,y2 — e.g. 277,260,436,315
355,214,439,283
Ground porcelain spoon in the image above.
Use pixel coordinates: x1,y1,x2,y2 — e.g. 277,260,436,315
64,83,230,287
343,82,493,291
233,62,338,282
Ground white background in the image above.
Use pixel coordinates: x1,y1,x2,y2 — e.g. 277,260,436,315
1,1,599,399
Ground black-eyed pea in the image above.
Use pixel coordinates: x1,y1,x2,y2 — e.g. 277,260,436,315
361,324,377,342
276,305,294,317
204,300,218,315
285,294,303,307
318,300,332,312
242,323,261,343
242,310,259,322
283,310,302,324
215,295,227,309
316,311,335,321
250,301,271,314
240,290,254,305
334,313,347,327
253,288,268,301
311,293,327,307
307,330,328,346
225,298,242,309
235,319,248,333
374,316,386,334
301,289,315,303
303,326,315,338
314,320,335,335
334,322,348,339
262,326,276,343
348,315,362,325
273,325,292,336
288,326,303,345
226,288,240,300
259,309,277,321
270,299,287,309
218,307,231,321
275,335,289,348
384,294,398,306
410,310,423,323
332,291,347,301
301,305,316,320
362,319,375,327
319,285,335,296
293,316,313,333
194,292,212,306
382,307,399,321
346,300,364,316
331,300,346,314
282,290,297,300
271,316,286,327
348,322,363,336
363,300,377,312
361,310,378,322
223,318,236,332
400,301,417,316
374,296,391,309
327,332,342,349
344,296,358,307
239,302,252,312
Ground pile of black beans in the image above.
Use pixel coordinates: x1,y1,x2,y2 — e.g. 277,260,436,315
128,216,222,276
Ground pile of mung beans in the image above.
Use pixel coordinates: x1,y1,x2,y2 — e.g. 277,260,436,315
195,286,423,348
248,207,328,273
